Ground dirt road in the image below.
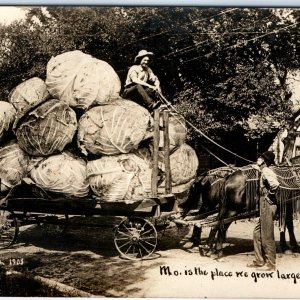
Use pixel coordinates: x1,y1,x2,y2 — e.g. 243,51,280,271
1,216,300,298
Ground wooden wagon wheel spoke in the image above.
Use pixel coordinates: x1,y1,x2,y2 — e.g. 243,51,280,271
118,240,131,249
122,223,134,234
114,217,158,260
116,230,132,238
140,222,147,232
138,247,143,258
0,210,18,249
139,238,156,248
138,241,152,254
140,228,155,237
114,237,131,241
124,244,133,254
132,245,137,255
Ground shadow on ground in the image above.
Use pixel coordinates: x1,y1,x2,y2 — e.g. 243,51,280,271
15,216,123,257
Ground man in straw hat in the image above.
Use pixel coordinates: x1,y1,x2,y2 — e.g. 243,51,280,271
123,50,162,111
248,150,279,271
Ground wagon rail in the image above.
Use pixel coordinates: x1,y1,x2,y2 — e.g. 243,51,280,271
172,210,258,228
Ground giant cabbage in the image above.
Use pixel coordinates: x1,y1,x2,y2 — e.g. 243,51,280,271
166,143,198,185
46,50,121,109
0,102,16,142
87,150,152,201
78,99,152,156
87,143,198,202
148,143,198,205
158,112,187,151
16,99,77,156
0,142,29,193
30,152,89,197
8,77,49,122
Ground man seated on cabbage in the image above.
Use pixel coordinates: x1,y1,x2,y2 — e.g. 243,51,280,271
123,50,163,111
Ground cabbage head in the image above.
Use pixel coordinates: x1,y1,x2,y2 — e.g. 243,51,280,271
78,99,152,156
158,112,187,151
9,77,49,122
87,150,152,201
30,152,89,197
16,99,77,156
159,143,199,186
0,141,29,193
46,50,121,109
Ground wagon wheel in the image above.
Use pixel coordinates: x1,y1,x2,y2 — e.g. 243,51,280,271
114,217,158,260
0,210,19,249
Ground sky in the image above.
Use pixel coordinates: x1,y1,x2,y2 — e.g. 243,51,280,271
0,6,28,25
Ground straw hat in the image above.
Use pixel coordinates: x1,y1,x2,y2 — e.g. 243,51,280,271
134,50,154,63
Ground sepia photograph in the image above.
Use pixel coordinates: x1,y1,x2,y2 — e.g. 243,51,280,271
0,4,300,298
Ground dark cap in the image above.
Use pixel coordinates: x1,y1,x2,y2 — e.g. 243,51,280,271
260,151,275,165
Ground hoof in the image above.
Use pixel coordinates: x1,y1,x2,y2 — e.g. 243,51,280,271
292,253,299,258
199,248,206,256
209,250,224,259
210,253,222,259
179,238,190,245
201,247,212,257
284,249,293,255
182,241,194,249
217,251,224,258
209,253,218,259
205,250,213,257
187,247,200,254
291,246,299,253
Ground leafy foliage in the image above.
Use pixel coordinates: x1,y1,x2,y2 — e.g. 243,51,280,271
0,7,299,163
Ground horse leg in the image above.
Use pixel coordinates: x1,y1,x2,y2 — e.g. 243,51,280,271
180,224,195,247
287,224,299,252
213,222,231,258
286,204,299,252
279,229,289,254
205,226,218,255
191,225,201,246
182,225,202,249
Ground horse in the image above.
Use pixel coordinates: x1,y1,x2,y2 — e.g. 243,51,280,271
182,165,299,257
179,166,243,254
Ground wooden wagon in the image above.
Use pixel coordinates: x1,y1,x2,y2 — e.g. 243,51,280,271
0,109,182,261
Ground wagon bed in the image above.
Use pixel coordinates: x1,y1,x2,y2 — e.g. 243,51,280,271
0,181,177,261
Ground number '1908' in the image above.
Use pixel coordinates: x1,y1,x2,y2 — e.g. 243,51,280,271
9,258,23,266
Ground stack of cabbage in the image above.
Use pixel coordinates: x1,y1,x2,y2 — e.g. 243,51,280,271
0,50,198,203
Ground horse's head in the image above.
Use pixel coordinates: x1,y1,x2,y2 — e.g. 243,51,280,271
185,167,235,213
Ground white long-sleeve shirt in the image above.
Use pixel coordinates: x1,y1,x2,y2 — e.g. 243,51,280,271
260,166,279,196
125,65,158,87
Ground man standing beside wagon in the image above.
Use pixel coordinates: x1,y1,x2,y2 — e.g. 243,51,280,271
248,151,279,271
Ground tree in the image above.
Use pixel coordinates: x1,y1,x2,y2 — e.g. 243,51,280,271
172,8,297,162
0,7,299,164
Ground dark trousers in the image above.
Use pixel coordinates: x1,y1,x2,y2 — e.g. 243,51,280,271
123,84,156,109
253,196,277,266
